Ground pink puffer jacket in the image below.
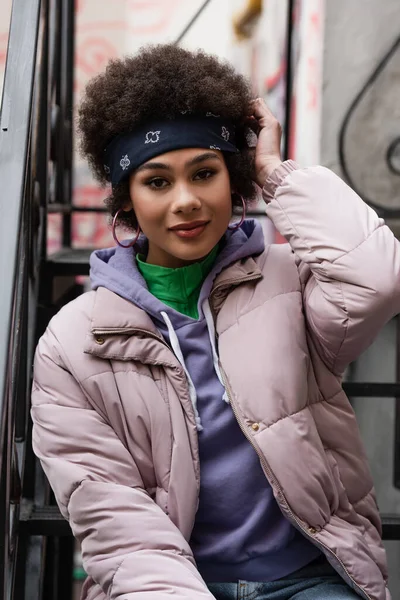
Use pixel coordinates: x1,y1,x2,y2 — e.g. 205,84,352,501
31,162,400,600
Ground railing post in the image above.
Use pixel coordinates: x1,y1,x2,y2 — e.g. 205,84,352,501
394,315,400,489
0,0,42,597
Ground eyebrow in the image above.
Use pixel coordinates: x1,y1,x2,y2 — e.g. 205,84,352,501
135,151,221,173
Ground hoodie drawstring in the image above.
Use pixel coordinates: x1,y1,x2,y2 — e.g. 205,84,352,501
160,311,203,432
202,299,230,404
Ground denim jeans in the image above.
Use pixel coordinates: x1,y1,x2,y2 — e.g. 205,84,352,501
207,558,360,600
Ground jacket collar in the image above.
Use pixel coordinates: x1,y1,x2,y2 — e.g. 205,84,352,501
90,286,161,337
209,255,263,315
84,255,263,362
212,255,262,289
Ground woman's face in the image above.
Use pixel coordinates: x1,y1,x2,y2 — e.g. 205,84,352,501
127,148,232,268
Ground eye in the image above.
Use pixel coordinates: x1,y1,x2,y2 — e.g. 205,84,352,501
146,177,169,190
194,168,215,181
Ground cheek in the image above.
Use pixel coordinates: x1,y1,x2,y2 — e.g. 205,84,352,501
209,171,231,202
216,182,233,215
216,195,233,218
129,186,164,226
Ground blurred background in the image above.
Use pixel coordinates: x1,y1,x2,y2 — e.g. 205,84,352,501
0,0,400,598
1,0,328,252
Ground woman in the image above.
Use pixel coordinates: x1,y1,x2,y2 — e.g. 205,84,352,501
31,44,400,600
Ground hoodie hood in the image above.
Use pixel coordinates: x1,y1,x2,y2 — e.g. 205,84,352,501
89,219,265,329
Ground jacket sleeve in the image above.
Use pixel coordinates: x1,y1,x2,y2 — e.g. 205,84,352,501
31,325,212,600
263,160,400,375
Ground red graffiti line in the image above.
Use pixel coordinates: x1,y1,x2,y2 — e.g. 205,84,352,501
265,58,286,92
310,11,320,34
78,13,168,37
0,33,9,68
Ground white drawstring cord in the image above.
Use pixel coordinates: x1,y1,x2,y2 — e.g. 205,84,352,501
202,299,230,403
160,311,203,432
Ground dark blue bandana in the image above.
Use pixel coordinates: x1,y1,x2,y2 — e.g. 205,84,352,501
103,115,238,187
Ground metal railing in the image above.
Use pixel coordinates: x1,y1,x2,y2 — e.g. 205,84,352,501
0,0,75,597
0,0,41,597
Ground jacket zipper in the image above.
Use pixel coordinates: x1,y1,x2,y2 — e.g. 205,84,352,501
218,363,372,600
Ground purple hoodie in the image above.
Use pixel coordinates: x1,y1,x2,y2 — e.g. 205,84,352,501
90,220,320,582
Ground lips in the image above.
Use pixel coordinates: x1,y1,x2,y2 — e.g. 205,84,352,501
169,220,210,231
169,220,210,239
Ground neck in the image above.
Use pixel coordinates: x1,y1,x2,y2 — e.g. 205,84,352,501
136,244,220,318
146,247,210,269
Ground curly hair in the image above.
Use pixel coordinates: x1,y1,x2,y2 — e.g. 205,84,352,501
77,44,257,230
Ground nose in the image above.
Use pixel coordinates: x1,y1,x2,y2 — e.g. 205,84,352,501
171,183,202,214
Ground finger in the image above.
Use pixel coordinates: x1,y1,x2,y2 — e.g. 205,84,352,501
250,97,276,123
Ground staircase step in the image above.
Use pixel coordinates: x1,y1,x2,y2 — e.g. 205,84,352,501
19,503,71,536
381,514,400,540
343,382,400,397
18,502,400,541
47,248,93,276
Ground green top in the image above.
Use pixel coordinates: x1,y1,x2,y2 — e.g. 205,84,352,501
136,245,219,319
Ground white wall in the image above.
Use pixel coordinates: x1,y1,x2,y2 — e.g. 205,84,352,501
179,0,233,59
0,0,12,102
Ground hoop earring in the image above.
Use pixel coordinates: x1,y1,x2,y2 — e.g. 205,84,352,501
112,209,141,248
228,194,246,230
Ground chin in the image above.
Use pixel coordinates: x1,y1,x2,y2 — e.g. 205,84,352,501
171,240,217,263
174,249,211,263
